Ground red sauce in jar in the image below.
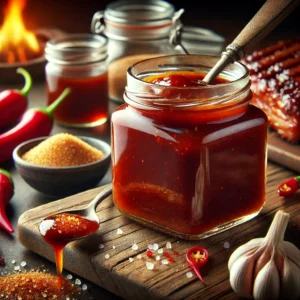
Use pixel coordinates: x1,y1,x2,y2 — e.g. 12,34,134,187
112,71,267,238
47,72,109,126
39,213,99,276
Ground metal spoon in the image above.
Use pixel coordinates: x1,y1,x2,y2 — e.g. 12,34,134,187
61,184,112,223
172,0,299,85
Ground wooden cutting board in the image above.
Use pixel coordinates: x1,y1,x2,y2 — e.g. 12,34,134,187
268,130,300,174
18,162,300,300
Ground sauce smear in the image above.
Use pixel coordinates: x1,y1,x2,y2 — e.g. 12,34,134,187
39,213,99,276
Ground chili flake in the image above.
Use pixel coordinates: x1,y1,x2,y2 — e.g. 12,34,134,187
146,250,153,258
164,252,171,258
0,258,4,266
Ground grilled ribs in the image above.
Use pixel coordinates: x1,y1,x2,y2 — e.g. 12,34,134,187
243,38,300,142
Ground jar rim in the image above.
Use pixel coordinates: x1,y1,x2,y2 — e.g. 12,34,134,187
45,34,108,65
125,54,251,109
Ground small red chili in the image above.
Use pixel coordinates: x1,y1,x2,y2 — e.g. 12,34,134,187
0,88,71,163
146,250,153,258
0,169,14,233
278,176,300,197
0,68,32,129
186,246,209,283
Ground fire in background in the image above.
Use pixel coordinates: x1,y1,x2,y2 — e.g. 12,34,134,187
0,0,43,63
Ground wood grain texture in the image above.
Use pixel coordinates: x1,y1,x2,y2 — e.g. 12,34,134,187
18,162,300,300
268,130,300,174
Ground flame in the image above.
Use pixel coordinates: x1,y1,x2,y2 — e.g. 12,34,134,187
0,0,40,63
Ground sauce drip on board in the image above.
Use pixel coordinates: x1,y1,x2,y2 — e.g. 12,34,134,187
39,213,99,276
112,71,267,237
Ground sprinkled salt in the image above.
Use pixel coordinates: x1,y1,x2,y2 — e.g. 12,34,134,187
14,266,20,271
223,241,230,249
147,244,153,250
153,243,159,251
105,254,110,259
20,261,26,267
161,259,169,265
155,256,160,261
129,257,134,263
11,260,16,264
39,220,55,236
137,254,142,259
66,274,73,280
131,244,138,250
112,245,116,249
166,242,172,249
157,249,163,254
146,262,154,270
116,228,123,235
82,284,88,291
75,279,81,285
99,244,105,249
186,272,193,278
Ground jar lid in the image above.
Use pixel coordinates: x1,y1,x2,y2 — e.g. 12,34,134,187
179,26,225,55
45,34,108,65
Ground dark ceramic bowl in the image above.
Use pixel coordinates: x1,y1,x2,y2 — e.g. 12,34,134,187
13,136,111,197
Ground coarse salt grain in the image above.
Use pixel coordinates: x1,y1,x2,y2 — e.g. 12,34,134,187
75,279,81,285
161,259,169,265
14,266,20,271
66,274,73,280
223,241,230,249
166,242,172,249
105,254,110,259
155,256,160,261
99,244,105,249
112,245,116,249
146,262,154,270
131,244,138,250
11,260,16,264
147,244,153,250
20,261,26,267
153,243,159,251
137,254,142,259
82,284,88,291
186,272,193,278
129,257,134,263
157,249,163,254
116,228,123,235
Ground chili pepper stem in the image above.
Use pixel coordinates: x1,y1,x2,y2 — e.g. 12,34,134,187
17,68,32,97
0,207,14,233
38,88,71,118
294,176,300,184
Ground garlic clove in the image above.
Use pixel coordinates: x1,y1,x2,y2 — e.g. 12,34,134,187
229,255,256,298
228,238,263,270
283,241,300,269
281,257,300,300
253,259,280,300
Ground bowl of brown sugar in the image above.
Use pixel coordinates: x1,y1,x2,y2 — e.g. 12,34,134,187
13,133,111,197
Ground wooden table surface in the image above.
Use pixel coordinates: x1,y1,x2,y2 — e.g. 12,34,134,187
0,1,299,299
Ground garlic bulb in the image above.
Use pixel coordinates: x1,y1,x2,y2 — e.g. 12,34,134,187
228,210,300,300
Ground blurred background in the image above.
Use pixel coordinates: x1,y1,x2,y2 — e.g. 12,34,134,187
0,0,299,46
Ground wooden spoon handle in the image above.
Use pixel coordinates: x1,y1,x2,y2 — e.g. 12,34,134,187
232,0,300,57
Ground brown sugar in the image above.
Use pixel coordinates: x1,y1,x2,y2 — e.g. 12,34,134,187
22,133,104,167
0,271,78,299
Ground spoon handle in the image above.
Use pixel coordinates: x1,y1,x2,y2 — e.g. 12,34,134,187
88,184,112,211
203,0,300,84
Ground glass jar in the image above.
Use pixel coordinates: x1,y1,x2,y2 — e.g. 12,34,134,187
45,34,109,128
91,0,179,104
111,55,268,240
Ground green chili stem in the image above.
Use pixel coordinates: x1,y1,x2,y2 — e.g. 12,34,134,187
17,68,32,97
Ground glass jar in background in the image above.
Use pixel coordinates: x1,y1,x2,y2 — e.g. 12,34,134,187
91,0,179,104
45,34,109,128
111,55,268,240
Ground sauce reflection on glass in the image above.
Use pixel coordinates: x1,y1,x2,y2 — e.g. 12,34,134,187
39,213,99,276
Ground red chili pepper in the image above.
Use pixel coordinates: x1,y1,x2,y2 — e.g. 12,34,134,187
0,88,71,164
0,169,14,233
186,246,209,283
0,68,32,129
278,176,300,197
